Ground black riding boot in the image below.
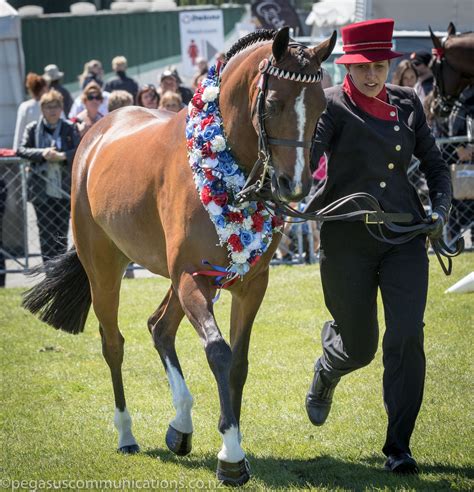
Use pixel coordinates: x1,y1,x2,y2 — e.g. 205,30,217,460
306,358,340,426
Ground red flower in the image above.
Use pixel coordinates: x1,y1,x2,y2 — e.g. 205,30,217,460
192,93,205,110
227,211,244,223
256,202,265,211
200,115,215,129
213,193,228,207
271,215,284,228
252,213,264,232
204,169,214,180
201,142,217,159
187,138,194,150
201,185,212,205
228,234,243,252
190,107,199,118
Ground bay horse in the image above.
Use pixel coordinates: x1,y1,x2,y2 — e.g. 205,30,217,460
23,28,336,485
429,23,474,117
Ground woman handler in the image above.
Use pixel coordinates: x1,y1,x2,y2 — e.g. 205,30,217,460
305,19,451,474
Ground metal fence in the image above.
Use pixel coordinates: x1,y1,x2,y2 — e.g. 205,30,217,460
1,135,472,281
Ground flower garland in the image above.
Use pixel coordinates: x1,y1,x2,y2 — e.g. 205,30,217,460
186,64,282,278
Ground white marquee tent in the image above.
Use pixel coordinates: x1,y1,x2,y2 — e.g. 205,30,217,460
0,0,24,148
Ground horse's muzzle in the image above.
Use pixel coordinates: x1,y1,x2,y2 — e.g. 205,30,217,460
272,172,311,203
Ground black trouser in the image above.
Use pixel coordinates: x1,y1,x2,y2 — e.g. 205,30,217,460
33,198,70,262
318,221,429,457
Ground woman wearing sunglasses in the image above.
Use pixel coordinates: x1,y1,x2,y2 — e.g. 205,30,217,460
75,82,104,137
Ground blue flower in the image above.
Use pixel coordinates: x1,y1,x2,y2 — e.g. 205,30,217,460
219,151,234,165
195,134,204,146
220,161,238,176
214,214,226,228
202,124,221,142
230,262,250,275
205,102,217,114
185,125,194,139
240,230,254,247
210,179,225,193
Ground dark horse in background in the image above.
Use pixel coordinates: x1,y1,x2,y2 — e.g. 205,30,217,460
429,23,474,117
23,28,336,485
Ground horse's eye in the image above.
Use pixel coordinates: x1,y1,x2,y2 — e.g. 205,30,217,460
265,99,282,115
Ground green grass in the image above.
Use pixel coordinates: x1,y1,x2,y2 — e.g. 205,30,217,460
1,255,473,491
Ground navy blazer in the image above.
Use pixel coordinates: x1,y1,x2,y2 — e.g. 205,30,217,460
307,84,452,223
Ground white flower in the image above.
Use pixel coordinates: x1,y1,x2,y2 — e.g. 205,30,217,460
242,217,253,230
231,250,250,263
207,202,223,216
190,149,202,161
202,86,219,103
211,135,226,152
202,157,219,169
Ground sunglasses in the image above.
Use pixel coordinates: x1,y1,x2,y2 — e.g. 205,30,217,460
87,94,102,101
142,84,156,91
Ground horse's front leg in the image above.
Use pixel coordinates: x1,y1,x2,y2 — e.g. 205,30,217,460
229,269,269,432
176,272,250,487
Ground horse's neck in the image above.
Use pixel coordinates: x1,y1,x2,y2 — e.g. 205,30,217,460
219,45,269,172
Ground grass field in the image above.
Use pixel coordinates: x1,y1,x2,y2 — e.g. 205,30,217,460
1,255,473,491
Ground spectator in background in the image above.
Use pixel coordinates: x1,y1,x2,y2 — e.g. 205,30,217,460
410,51,434,102
391,59,418,88
16,90,80,263
75,82,105,138
159,91,183,113
136,84,160,109
79,59,104,90
70,60,109,118
159,69,193,105
104,56,139,102
43,64,73,117
192,57,209,91
13,73,48,150
447,84,474,246
107,90,134,112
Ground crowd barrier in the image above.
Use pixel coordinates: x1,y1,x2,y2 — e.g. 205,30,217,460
0,135,472,277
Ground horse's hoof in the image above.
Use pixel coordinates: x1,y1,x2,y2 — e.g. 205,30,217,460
165,424,192,456
216,458,251,487
117,444,140,454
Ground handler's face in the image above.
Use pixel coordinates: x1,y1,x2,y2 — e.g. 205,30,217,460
347,60,390,97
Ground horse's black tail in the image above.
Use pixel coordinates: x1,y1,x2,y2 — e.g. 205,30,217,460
22,248,92,334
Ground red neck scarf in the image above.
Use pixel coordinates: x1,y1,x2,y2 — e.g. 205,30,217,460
342,74,398,121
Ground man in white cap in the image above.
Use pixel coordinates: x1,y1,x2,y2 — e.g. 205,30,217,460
43,64,73,117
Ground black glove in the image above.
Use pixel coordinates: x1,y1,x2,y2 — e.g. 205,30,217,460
426,210,446,241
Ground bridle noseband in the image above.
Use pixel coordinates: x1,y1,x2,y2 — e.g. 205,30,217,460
431,46,474,116
235,45,322,204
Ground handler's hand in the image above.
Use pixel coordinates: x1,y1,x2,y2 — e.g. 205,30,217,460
426,211,445,240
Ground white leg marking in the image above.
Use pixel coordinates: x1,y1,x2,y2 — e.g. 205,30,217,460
114,407,138,448
217,425,245,463
293,87,307,193
165,357,194,434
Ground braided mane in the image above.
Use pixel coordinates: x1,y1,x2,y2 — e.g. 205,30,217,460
225,29,276,62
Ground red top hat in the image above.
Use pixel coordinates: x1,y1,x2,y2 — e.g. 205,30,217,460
336,18,403,64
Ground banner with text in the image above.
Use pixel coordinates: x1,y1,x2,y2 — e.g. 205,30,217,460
179,10,225,78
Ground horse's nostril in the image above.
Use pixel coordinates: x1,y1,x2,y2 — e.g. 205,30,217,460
277,174,293,195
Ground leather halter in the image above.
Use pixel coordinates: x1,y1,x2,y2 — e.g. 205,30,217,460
235,47,322,204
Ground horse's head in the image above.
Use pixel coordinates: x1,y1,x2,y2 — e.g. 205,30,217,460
430,23,474,117
251,28,337,203
252,28,337,202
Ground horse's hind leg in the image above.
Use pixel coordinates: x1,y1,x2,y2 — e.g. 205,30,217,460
78,231,139,454
176,273,249,486
147,286,193,456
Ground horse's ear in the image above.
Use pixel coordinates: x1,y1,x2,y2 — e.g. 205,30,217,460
429,26,442,49
309,30,337,64
272,27,290,62
447,22,456,36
